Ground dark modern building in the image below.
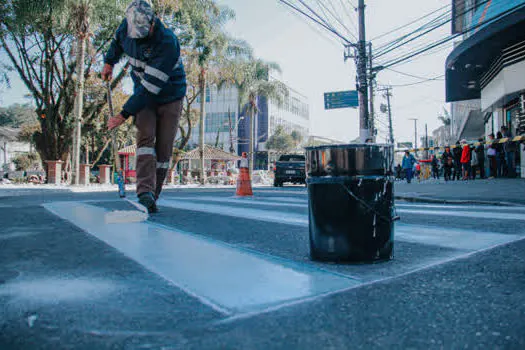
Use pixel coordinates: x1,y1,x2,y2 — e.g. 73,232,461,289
446,0,525,177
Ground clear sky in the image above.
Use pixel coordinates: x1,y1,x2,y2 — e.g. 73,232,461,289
219,0,451,144
0,0,452,145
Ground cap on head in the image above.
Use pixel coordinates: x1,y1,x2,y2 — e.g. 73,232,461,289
126,0,155,39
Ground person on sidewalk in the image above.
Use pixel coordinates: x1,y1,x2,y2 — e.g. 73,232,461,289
475,138,486,179
460,140,471,180
452,141,462,181
103,0,187,213
441,147,454,182
487,133,497,178
495,132,505,178
402,151,417,184
470,144,478,180
431,154,440,180
501,126,516,177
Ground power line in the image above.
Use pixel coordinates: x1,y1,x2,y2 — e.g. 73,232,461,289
375,0,508,60
338,0,358,33
379,0,525,70
383,75,445,88
312,0,357,41
278,0,352,44
286,2,344,49
371,4,451,42
296,0,339,32
385,67,444,81
374,7,451,57
374,8,452,59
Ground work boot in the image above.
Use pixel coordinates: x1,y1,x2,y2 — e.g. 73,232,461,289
138,192,158,214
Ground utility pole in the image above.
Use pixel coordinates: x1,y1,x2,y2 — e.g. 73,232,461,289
409,118,418,156
368,42,375,142
425,123,429,159
384,87,394,145
357,0,370,142
228,107,235,154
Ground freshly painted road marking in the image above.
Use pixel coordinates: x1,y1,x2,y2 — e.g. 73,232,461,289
43,202,358,315
159,198,523,250
158,199,309,226
395,203,525,211
216,234,525,324
397,208,525,221
173,196,308,208
168,196,525,217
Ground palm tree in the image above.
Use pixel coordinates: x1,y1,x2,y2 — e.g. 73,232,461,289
438,108,452,145
225,59,288,174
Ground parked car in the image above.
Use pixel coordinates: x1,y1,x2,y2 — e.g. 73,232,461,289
273,154,306,187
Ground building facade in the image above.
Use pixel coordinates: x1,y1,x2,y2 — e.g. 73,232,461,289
446,0,525,177
190,78,310,170
0,127,31,171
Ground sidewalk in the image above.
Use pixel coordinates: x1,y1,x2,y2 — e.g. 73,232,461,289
394,178,525,206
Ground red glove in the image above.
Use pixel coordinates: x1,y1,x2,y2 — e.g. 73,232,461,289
108,114,126,131
102,63,113,81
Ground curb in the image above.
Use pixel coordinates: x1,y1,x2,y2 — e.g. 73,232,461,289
394,195,525,207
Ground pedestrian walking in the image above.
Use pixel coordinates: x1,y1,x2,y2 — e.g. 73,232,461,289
460,140,471,180
441,147,454,182
102,0,187,213
402,151,417,184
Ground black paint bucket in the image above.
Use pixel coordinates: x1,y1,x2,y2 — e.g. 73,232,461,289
305,144,397,262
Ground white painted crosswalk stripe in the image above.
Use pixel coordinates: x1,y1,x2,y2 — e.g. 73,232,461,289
174,196,308,208
159,199,309,226
397,208,525,221
395,203,525,211
159,198,524,251
43,202,358,315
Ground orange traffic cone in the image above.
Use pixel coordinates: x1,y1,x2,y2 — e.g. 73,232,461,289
236,152,253,196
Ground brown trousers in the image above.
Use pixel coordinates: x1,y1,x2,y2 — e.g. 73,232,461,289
135,99,182,199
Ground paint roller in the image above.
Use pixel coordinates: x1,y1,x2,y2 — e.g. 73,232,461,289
104,80,149,224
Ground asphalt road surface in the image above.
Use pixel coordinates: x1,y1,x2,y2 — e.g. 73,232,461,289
1,187,524,349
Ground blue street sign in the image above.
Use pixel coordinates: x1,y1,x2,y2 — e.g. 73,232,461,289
324,90,359,110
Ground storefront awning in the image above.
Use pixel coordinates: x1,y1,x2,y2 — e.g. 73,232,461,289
445,6,525,102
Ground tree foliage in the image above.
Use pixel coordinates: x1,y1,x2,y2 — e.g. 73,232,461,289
290,130,303,146
0,103,35,127
12,152,41,171
267,125,294,152
0,0,128,165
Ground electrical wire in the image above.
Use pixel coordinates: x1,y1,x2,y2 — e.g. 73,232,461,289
338,0,358,33
374,7,452,57
385,67,443,81
374,0,507,60
371,3,451,42
384,75,445,88
378,0,525,70
278,0,352,44
286,2,345,49
322,0,358,40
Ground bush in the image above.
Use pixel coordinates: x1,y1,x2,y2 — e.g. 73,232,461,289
12,153,41,171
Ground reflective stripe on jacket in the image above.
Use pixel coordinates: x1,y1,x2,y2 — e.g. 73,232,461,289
105,18,187,117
